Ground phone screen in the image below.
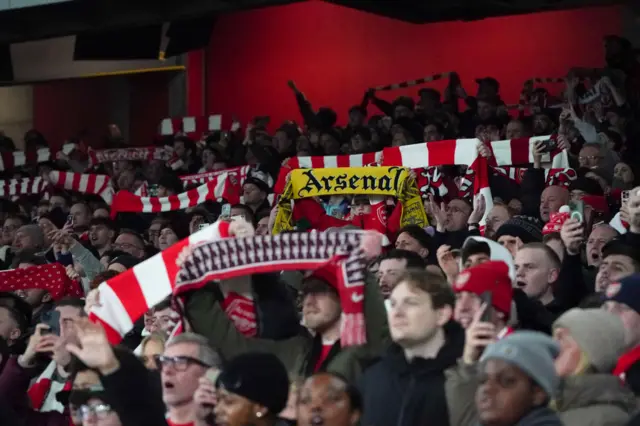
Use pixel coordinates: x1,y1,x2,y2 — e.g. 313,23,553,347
220,204,231,218
40,309,60,336
568,200,585,223
480,292,493,323
622,190,630,207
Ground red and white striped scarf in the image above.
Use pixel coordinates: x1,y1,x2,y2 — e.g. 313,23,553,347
109,172,242,218
89,221,234,343
0,176,48,198
492,167,577,188
89,221,374,347
180,165,250,187
48,170,113,202
0,143,77,171
382,136,569,229
28,361,72,412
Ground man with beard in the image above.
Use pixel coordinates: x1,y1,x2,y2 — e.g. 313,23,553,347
377,249,426,300
595,240,640,293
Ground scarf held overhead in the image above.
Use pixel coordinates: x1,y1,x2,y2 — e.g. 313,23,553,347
0,263,82,300
109,171,242,218
174,230,372,346
273,167,427,234
89,221,373,346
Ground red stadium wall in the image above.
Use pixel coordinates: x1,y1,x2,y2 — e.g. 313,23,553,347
33,74,169,150
196,1,622,129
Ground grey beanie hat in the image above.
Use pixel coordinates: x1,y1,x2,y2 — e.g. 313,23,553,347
480,331,560,398
553,308,626,373
17,224,45,249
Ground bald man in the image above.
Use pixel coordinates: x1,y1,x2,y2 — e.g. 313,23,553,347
539,185,569,222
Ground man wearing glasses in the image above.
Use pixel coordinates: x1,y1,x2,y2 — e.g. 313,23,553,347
112,230,146,260
156,333,222,426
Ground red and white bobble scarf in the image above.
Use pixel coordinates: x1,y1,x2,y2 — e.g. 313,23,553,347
109,172,242,218
27,361,72,412
89,221,372,347
0,263,83,299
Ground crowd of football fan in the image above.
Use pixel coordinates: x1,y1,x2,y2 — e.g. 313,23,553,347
0,34,639,426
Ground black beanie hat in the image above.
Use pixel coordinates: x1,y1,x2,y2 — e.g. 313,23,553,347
569,177,604,196
40,207,67,229
217,352,289,416
494,216,543,244
109,255,140,270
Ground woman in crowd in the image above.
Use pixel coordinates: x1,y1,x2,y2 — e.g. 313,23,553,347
213,352,290,426
475,331,563,426
297,372,363,426
139,333,166,370
551,308,637,426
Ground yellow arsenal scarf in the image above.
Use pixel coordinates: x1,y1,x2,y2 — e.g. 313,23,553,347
274,166,428,234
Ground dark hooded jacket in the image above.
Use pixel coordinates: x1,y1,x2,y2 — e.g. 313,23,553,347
358,321,465,426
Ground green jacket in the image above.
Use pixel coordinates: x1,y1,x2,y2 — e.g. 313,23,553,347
183,274,389,383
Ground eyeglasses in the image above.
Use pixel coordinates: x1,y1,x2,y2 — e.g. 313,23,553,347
79,403,113,420
154,355,209,371
114,242,143,252
578,156,602,162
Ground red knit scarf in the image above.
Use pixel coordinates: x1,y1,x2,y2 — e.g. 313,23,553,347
174,231,373,346
0,263,83,299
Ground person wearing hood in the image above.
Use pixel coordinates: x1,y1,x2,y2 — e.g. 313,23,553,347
437,236,515,285
358,269,464,426
551,308,637,426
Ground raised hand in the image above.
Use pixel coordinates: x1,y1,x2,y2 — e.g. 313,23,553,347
436,244,459,283
560,218,583,256
66,318,119,375
462,303,497,365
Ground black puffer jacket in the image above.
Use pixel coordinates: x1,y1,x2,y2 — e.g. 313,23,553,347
358,321,465,426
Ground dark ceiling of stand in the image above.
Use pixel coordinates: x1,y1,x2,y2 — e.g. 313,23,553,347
0,0,626,44
325,0,625,24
